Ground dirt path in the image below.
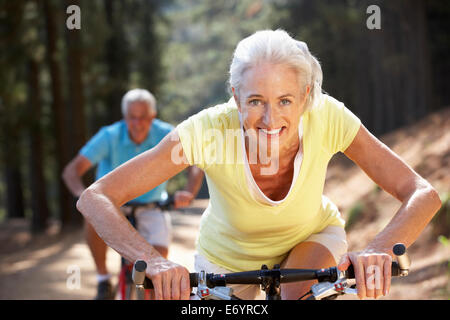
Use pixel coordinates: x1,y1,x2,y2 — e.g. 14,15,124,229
0,206,202,300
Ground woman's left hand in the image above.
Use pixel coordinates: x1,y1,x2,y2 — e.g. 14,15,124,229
338,250,393,299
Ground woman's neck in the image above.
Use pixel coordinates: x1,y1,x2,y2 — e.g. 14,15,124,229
244,134,300,174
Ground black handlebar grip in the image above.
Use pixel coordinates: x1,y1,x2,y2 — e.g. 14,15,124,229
133,260,147,285
393,243,411,272
143,273,199,289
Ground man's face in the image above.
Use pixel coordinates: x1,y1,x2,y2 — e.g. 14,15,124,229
124,101,155,144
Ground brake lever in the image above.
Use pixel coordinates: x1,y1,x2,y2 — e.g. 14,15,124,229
310,271,358,300
343,285,358,295
196,270,235,300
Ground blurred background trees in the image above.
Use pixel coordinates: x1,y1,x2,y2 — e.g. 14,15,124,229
0,0,449,233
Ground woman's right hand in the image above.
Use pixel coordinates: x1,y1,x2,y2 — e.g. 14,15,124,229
146,256,191,300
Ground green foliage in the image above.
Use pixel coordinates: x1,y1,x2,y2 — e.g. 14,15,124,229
345,201,365,231
372,184,382,195
438,235,449,247
156,0,279,124
431,192,450,238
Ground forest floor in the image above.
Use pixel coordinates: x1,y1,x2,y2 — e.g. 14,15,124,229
0,107,448,300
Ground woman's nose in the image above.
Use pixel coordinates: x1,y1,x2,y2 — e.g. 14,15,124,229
262,104,277,127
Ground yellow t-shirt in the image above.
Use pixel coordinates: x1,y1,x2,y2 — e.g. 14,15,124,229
177,94,361,271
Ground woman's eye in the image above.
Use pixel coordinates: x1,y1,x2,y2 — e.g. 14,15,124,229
248,99,262,106
280,99,291,106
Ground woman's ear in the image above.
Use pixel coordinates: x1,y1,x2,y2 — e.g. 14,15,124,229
302,85,311,105
304,85,311,98
232,87,241,112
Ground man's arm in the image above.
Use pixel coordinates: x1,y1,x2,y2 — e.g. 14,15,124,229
62,154,93,197
174,166,204,208
185,166,204,197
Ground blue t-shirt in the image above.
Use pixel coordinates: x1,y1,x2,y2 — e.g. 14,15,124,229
80,119,174,204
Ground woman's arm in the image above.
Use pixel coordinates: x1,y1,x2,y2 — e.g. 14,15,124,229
338,124,442,299
76,129,192,300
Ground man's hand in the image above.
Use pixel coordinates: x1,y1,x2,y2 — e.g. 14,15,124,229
174,190,194,209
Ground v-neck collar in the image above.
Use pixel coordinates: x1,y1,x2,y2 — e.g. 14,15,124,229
237,111,308,207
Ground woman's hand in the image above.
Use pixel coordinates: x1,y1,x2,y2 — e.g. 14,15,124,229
146,256,191,300
338,250,392,299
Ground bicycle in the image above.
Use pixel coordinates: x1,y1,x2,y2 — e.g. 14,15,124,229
116,195,175,300
132,243,411,300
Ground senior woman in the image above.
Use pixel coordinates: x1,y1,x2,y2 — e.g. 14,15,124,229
77,29,441,300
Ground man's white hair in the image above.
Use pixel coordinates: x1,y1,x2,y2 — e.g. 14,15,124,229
121,88,157,117
229,29,323,111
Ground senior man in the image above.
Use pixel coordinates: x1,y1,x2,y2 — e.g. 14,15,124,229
62,88,204,299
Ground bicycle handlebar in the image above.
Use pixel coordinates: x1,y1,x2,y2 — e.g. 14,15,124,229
133,244,411,298
134,243,410,292
138,263,400,290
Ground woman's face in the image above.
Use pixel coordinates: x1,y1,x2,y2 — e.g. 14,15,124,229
233,62,309,154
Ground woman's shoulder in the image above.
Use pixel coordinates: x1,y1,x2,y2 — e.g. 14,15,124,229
306,93,352,130
308,93,345,117
183,97,239,130
308,93,361,154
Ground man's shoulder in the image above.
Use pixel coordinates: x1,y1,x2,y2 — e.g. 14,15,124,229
80,120,125,160
98,120,126,138
152,118,174,131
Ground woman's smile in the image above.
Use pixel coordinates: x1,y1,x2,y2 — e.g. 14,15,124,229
258,126,286,137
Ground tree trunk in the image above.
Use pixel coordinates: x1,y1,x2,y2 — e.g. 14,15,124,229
65,0,86,154
0,1,26,220
104,0,129,124
64,0,85,226
414,0,434,117
28,58,50,233
43,0,73,230
4,166,25,219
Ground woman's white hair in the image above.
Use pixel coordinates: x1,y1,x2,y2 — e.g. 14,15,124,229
121,88,157,117
229,29,323,111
